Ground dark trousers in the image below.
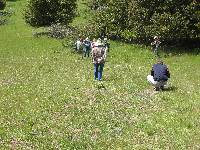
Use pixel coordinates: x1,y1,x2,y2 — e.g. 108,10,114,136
94,63,104,81
84,47,90,57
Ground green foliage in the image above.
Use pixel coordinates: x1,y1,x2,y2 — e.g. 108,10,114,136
0,0,6,10
130,0,200,40
0,1,14,26
0,11,13,25
92,0,200,42
93,0,132,39
24,0,77,27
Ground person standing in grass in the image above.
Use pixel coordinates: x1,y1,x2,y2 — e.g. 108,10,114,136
75,37,82,52
83,37,91,57
91,38,107,81
147,59,170,91
151,36,161,57
103,36,110,52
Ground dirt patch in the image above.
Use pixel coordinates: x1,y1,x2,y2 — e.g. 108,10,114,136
0,79,15,86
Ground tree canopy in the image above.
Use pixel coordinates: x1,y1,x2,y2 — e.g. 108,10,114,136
25,0,77,27
91,0,200,43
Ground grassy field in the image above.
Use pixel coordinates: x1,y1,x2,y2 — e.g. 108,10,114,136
0,0,200,149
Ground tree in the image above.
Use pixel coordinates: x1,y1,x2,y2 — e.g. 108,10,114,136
25,0,77,27
93,0,132,39
130,0,200,40
92,0,200,42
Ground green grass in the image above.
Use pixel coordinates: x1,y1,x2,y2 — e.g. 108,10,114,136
71,0,93,27
0,0,200,149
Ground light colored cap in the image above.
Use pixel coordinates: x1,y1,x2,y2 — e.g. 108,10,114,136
85,37,89,41
154,36,158,39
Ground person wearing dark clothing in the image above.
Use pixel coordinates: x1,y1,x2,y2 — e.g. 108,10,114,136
83,37,91,57
147,60,170,91
103,37,110,52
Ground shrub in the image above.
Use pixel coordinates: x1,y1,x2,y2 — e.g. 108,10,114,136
48,24,76,39
89,0,108,10
92,0,135,40
25,0,77,27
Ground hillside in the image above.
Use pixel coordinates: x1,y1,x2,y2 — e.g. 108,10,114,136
0,0,200,149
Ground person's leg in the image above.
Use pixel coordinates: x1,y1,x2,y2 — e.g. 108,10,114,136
94,64,98,80
83,47,86,57
147,75,156,85
98,63,104,81
154,47,159,57
77,46,79,52
106,44,109,52
147,75,160,91
159,81,167,90
87,48,90,57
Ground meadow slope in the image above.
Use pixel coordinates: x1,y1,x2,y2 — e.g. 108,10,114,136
0,0,200,149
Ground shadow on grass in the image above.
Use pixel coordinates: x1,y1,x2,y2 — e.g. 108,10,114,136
162,47,200,57
161,39,200,56
163,86,177,92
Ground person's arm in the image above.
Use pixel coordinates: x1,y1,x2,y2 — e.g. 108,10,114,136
102,47,107,61
83,40,86,46
166,68,170,78
91,49,95,62
151,67,154,76
151,41,155,45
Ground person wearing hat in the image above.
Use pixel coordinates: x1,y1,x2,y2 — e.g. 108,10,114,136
147,59,170,91
75,37,83,52
103,36,110,52
91,39,107,81
83,37,91,57
151,36,161,57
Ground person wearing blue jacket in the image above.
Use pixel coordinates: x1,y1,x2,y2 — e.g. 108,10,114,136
83,37,91,57
147,60,170,91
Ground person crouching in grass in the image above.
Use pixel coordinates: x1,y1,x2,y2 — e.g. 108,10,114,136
147,59,170,91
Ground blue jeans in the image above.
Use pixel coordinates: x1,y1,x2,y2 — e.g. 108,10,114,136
94,63,104,81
